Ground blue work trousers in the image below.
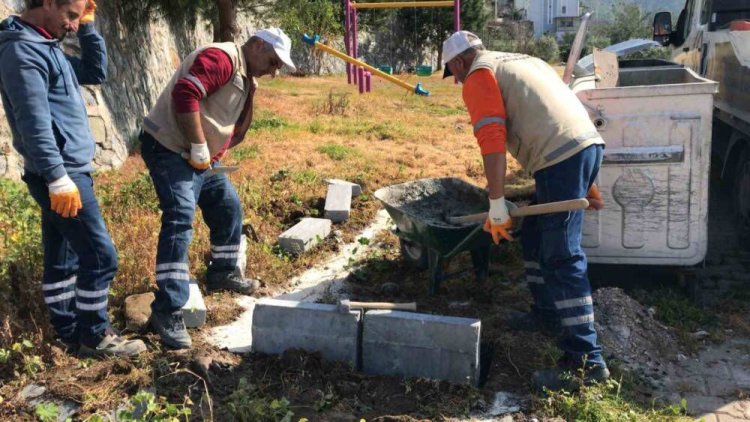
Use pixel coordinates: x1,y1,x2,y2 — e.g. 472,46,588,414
520,144,605,367
140,131,243,312
23,171,117,347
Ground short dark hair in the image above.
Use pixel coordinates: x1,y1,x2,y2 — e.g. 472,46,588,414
26,0,75,10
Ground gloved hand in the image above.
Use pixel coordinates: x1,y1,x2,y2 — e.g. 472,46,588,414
586,183,604,210
185,142,211,170
48,175,82,218
79,0,97,24
484,196,514,244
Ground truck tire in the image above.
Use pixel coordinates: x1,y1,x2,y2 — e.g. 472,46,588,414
734,148,750,240
399,238,429,271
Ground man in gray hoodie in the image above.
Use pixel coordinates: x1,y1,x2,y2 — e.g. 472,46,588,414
0,0,146,357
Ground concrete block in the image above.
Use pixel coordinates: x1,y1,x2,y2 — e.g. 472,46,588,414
324,183,352,223
362,310,481,385
278,218,332,254
252,299,360,366
182,280,206,328
326,179,362,197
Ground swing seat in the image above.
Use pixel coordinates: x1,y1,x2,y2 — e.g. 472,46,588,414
416,65,433,76
377,65,393,75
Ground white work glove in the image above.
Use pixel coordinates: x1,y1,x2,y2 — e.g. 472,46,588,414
48,175,82,218
483,196,513,244
184,142,211,170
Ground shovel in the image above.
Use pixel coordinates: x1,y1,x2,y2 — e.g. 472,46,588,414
446,198,590,226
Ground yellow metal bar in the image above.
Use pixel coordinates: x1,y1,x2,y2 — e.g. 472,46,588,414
312,41,416,93
351,1,453,9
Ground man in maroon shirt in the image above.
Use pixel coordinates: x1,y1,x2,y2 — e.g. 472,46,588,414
139,28,295,349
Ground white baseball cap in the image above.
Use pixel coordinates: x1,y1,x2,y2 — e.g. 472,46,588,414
442,31,483,78
255,28,296,72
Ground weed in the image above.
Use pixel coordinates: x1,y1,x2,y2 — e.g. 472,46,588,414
291,169,320,185
314,90,350,116
226,377,295,422
231,144,261,161
270,169,290,182
1,338,44,379
308,119,323,134
34,402,58,422
357,237,370,246
251,113,289,132
117,390,191,421
317,143,355,161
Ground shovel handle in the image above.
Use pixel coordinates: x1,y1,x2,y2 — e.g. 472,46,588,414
447,198,590,225
349,301,417,311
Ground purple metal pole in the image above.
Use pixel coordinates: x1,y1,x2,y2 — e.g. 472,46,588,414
352,4,358,84
365,71,371,92
454,0,460,31
345,0,351,84
358,67,365,94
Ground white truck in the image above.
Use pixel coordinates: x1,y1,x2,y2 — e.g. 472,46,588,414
652,0,750,240
565,13,720,266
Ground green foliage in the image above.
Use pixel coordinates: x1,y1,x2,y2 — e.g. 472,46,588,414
251,114,290,132
531,35,561,63
589,2,653,45
540,376,691,421
273,0,343,74
633,288,717,333
317,143,355,161
117,390,192,422
34,402,59,422
230,144,261,161
226,378,295,422
1,338,45,379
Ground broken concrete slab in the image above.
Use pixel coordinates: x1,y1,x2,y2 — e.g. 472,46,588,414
326,179,362,197
278,218,332,255
252,299,360,367
182,280,206,328
362,310,481,385
324,183,352,223
124,292,155,332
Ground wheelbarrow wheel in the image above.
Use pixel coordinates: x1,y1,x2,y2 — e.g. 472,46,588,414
399,238,429,271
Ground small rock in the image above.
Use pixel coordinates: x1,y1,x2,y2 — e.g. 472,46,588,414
19,383,46,401
647,306,657,317
448,300,472,309
380,282,400,296
124,293,155,332
691,330,710,340
677,353,688,362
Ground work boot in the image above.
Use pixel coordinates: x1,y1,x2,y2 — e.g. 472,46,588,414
78,328,147,358
507,309,560,334
150,309,192,349
532,361,610,392
206,268,260,295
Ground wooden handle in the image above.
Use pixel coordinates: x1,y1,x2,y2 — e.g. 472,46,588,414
447,198,590,225
349,301,417,311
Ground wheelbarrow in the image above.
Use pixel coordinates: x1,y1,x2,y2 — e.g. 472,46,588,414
374,177,500,295
374,177,589,294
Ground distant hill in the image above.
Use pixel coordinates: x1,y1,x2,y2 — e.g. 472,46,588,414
581,0,685,21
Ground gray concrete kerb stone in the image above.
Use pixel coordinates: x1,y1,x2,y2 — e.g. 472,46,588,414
362,310,482,385
324,182,352,223
252,298,361,367
326,179,362,197
278,218,332,255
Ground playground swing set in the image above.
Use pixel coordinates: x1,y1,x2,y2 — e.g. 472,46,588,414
302,0,462,97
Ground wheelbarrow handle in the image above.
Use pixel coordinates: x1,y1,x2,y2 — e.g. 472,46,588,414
447,198,590,225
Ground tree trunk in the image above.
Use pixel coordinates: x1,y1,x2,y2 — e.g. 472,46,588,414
215,0,238,42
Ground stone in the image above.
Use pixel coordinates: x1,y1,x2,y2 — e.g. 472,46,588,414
19,384,46,401
182,281,206,328
326,179,362,197
124,293,155,332
362,310,481,385
252,299,361,367
684,395,727,417
278,218,332,255
324,183,352,223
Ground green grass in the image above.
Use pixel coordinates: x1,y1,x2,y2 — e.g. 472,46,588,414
250,112,290,132
230,143,261,161
317,143,356,161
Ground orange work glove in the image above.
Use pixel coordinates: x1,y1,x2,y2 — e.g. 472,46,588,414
79,0,97,24
181,142,211,170
484,196,514,244
586,183,604,210
48,175,82,218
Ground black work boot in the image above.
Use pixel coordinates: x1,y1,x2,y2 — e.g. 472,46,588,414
149,309,192,349
532,360,610,392
206,268,260,295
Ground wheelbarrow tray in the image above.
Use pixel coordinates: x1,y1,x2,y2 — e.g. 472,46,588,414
373,177,493,257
